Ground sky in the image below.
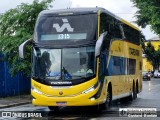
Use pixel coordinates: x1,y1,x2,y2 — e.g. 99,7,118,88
0,0,157,39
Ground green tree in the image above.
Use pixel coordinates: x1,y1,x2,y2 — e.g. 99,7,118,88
131,0,160,70
131,0,160,36
0,0,53,76
140,33,146,52
144,41,160,70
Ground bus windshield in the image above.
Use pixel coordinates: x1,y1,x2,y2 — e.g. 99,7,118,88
35,14,97,42
32,46,96,80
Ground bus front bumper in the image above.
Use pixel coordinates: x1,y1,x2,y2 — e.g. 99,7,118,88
31,89,105,107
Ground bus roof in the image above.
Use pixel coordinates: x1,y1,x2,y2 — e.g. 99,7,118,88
39,7,140,31
39,7,101,16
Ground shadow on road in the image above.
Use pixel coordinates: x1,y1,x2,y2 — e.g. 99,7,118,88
45,99,134,119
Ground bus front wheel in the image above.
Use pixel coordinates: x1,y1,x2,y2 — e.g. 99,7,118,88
100,88,112,110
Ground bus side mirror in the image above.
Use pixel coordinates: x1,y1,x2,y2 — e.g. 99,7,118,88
19,39,32,59
95,32,107,57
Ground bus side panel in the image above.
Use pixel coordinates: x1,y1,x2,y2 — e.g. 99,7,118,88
106,40,142,100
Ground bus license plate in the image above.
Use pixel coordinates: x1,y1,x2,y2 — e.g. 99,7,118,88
56,102,67,106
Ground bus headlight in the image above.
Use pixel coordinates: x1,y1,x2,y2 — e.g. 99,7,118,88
82,82,99,94
82,86,95,94
31,86,42,95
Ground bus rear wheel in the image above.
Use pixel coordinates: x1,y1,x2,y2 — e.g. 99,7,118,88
129,83,137,101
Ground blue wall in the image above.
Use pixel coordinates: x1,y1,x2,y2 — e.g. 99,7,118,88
0,54,30,97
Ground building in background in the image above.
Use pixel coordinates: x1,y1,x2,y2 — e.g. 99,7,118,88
142,36,160,72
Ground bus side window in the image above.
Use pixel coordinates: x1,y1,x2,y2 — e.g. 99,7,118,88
110,20,122,39
100,13,113,52
122,24,140,45
100,13,123,50
127,58,136,75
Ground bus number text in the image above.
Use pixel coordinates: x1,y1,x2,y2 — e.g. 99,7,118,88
58,34,70,39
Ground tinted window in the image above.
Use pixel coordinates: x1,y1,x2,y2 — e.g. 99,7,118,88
128,58,136,74
32,46,96,80
107,56,126,76
35,14,97,41
139,62,142,70
123,24,140,45
100,13,122,39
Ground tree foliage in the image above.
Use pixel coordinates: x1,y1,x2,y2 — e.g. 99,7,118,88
0,0,53,76
132,0,160,69
144,41,160,70
131,0,160,35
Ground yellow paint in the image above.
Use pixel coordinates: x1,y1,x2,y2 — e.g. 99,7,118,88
121,19,140,31
32,78,103,106
143,40,160,71
142,57,152,71
97,10,101,37
145,41,160,51
31,8,142,107
109,40,142,60
108,39,142,96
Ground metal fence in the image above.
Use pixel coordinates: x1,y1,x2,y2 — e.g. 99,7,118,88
0,54,30,97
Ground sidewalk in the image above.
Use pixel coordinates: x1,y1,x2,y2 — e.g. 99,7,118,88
0,95,31,109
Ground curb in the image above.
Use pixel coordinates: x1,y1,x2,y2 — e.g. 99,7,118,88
0,102,31,109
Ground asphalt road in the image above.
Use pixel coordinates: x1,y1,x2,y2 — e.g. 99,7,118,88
1,78,160,120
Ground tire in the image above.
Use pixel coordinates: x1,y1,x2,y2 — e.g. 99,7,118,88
99,88,112,110
129,83,137,101
134,84,137,99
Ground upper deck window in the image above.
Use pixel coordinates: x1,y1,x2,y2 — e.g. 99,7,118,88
34,14,97,42
122,24,140,45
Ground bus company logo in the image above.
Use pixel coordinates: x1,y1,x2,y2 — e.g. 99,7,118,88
59,91,63,95
51,81,72,85
53,19,74,33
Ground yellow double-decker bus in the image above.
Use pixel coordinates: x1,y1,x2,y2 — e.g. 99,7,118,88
19,7,142,111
